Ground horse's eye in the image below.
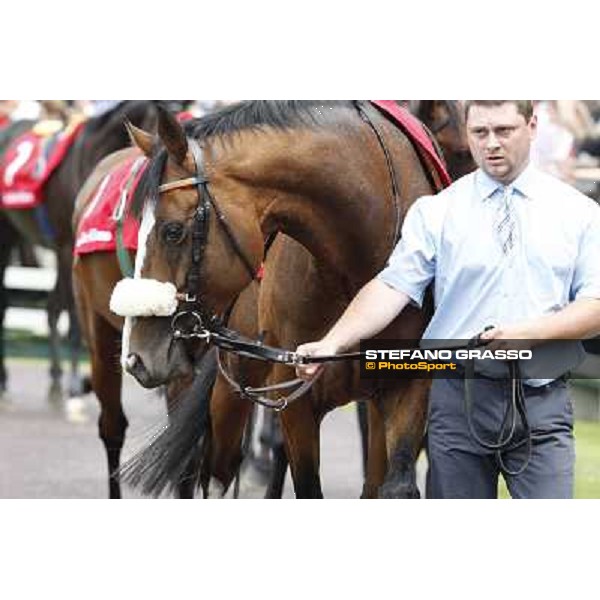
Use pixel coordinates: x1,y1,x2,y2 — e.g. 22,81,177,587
161,222,186,246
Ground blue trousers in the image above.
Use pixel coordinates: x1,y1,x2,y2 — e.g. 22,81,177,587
426,376,575,499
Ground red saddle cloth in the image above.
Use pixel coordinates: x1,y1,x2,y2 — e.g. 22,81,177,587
74,155,147,256
0,120,86,209
370,100,452,188
74,112,192,257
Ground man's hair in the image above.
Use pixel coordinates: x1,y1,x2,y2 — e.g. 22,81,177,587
464,101,534,123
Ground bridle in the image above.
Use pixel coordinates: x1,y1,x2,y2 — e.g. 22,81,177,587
155,103,404,411
161,138,259,341
153,111,533,474
155,137,331,411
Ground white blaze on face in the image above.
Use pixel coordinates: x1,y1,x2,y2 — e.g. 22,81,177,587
120,200,157,370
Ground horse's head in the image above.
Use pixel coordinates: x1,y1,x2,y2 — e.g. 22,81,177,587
413,100,476,180
112,105,264,388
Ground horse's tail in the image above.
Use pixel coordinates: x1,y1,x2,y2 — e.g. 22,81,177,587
119,348,218,498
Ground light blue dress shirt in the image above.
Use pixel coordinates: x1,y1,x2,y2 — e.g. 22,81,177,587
377,163,600,383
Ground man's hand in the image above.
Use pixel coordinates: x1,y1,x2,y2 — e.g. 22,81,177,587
295,340,340,380
479,325,535,351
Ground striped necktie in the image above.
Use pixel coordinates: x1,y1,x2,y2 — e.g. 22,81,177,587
495,186,516,255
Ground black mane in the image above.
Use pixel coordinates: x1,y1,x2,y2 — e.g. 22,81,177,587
131,101,355,218
183,100,354,139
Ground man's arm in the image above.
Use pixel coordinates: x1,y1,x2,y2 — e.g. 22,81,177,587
482,297,600,347
295,279,411,378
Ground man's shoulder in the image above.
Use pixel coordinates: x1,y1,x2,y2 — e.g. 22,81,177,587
532,168,599,213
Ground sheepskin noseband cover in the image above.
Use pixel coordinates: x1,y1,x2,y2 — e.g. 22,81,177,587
110,278,178,317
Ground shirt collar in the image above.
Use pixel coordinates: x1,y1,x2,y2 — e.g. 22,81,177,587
476,162,539,202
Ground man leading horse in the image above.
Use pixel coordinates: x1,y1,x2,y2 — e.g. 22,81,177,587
296,100,600,499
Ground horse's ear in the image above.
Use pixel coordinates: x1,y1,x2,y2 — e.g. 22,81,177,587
417,100,435,121
125,120,154,157
157,104,188,166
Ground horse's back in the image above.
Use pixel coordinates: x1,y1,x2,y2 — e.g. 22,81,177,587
72,148,140,331
72,147,139,232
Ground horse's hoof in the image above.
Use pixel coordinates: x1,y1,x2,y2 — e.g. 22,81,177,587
67,375,90,397
378,483,421,499
47,383,64,404
65,396,89,424
244,456,273,486
203,477,226,499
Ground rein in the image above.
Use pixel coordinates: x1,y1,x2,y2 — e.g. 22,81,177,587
155,120,532,469
157,106,408,411
464,346,532,476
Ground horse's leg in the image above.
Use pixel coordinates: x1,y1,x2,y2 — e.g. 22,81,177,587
264,436,289,499
74,272,126,498
48,242,85,399
361,400,388,499
275,370,322,499
249,406,278,481
0,217,18,396
73,261,127,498
201,372,252,498
66,279,85,398
46,249,67,401
17,240,38,267
91,313,128,499
356,400,369,478
262,412,289,499
377,379,430,499
0,247,11,397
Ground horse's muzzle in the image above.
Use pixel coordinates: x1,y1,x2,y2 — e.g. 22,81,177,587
125,353,163,388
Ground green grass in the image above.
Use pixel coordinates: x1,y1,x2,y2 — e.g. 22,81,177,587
499,420,600,498
6,331,600,498
5,329,89,361
573,421,600,498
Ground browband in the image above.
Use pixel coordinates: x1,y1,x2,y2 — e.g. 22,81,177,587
158,176,207,194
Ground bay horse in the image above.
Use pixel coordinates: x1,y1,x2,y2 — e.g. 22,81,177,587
411,100,475,179
249,100,476,497
72,147,266,498
117,101,440,498
0,120,34,396
0,102,157,400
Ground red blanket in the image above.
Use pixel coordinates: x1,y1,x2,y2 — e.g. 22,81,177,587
370,100,452,188
74,112,193,257
74,155,147,256
0,120,86,209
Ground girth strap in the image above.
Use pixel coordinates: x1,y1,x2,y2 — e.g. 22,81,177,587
354,100,403,245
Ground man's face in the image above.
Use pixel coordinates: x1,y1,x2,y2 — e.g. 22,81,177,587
466,102,537,184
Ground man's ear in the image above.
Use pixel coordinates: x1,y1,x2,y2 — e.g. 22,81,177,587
528,114,538,138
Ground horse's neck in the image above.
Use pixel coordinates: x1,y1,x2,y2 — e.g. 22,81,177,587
222,130,397,286
84,123,130,173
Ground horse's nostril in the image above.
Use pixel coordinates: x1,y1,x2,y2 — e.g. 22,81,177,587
125,354,139,372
